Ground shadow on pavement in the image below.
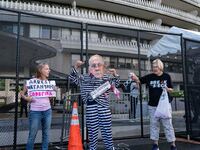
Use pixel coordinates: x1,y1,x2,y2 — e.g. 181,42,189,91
97,138,200,150
1,137,200,150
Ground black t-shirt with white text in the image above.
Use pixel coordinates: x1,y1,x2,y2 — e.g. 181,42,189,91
140,72,173,107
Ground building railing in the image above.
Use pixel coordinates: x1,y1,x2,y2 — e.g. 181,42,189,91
0,0,169,32
60,36,150,55
1,0,200,32
183,0,200,6
114,0,200,25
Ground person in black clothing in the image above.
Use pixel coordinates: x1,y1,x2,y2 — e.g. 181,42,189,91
131,59,177,150
19,90,28,118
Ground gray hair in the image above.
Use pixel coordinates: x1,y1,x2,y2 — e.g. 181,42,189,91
89,54,104,66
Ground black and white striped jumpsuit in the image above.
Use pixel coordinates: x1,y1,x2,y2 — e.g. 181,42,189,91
69,67,120,150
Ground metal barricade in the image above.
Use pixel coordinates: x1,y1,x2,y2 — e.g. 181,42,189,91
59,92,148,148
110,92,141,120
60,93,82,146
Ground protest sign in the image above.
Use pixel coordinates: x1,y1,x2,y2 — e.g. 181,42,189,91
26,78,56,97
90,81,111,99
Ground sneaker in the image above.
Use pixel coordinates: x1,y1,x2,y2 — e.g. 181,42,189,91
170,145,177,150
152,144,159,150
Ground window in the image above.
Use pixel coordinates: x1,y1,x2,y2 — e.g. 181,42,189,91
165,62,173,72
1,24,13,33
164,62,182,73
0,79,5,91
110,57,117,68
71,54,80,66
125,58,132,69
132,59,138,70
0,23,24,35
52,27,61,40
30,25,40,38
118,58,125,68
61,28,70,39
13,24,24,36
71,29,80,37
102,56,110,68
140,60,146,70
40,26,50,39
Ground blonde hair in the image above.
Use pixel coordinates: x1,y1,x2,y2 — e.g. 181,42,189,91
89,54,104,66
152,59,164,71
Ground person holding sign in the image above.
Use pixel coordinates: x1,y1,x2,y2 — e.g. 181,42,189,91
69,54,120,150
130,59,177,150
21,63,56,150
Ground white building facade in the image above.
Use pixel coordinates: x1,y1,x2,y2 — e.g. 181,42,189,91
0,0,200,83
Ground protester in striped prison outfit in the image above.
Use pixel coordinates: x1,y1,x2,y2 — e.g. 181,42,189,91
69,54,120,150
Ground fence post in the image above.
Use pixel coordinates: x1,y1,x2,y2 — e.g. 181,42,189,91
13,12,21,150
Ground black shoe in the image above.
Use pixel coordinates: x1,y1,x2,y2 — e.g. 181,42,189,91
170,145,177,150
152,144,159,150
191,117,198,123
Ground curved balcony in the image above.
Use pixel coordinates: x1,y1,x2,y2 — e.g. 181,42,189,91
61,36,150,55
0,30,57,72
183,0,200,7
113,0,200,26
0,0,169,32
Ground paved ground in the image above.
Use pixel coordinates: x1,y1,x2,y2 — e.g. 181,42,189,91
110,138,200,150
2,137,199,150
51,138,200,150
0,100,199,149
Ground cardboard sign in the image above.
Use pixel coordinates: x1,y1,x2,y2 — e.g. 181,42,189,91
90,81,111,99
26,79,56,97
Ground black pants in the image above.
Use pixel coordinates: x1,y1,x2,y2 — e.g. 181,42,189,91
20,104,28,117
130,96,138,119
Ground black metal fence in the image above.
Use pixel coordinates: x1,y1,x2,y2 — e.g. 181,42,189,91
0,5,198,149
184,39,200,139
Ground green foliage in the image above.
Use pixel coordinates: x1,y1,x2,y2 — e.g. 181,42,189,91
0,79,5,90
170,90,184,97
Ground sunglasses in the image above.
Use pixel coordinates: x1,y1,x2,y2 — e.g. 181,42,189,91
152,65,159,68
90,63,104,68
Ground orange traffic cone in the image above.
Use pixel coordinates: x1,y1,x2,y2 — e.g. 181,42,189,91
68,102,83,150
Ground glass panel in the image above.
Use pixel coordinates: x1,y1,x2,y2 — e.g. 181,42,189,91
72,54,80,66
40,25,50,39
29,25,40,38
102,56,110,68
140,60,146,70
13,24,24,36
61,28,70,40
125,58,132,69
118,58,125,68
132,59,139,70
110,57,117,68
52,27,61,40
